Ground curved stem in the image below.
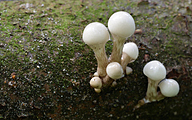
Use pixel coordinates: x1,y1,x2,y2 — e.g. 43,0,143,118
145,78,161,101
102,75,113,87
134,91,166,110
134,78,165,110
133,98,148,111
121,52,132,72
92,45,108,77
110,34,126,63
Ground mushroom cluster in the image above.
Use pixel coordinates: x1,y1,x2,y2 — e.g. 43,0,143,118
82,11,138,92
82,11,180,109
134,60,180,110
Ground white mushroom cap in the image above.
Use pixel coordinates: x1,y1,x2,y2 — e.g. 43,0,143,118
90,77,102,89
159,79,180,97
143,60,166,81
106,62,124,80
108,11,135,38
126,66,133,75
122,42,139,62
83,22,109,46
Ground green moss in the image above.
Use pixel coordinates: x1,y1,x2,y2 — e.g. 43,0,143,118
0,0,191,119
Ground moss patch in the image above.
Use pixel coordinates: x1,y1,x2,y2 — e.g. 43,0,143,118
0,0,192,119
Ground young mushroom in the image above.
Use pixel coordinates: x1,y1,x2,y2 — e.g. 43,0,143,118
83,22,110,77
106,62,124,80
103,62,124,87
134,60,166,110
94,88,101,93
125,66,133,75
121,42,139,71
108,11,135,63
90,77,102,93
158,79,180,97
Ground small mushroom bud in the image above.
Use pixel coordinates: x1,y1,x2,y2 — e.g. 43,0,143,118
83,22,109,77
90,77,102,89
106,62,124,80
111,81,117,87
125,66,133,75
121,42,139,71
143,60,166,102
108,11,135,63
94,88,101,93
93,72,99,77
159,79,180,97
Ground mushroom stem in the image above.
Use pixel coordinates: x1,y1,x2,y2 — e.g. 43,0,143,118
91,44,108,77
145,78,161,102
134,91,166,111
156,91,166,101
134,78,165,110
110,34,126,63
102,75,114,87
133,98,147,111
121,52,132,71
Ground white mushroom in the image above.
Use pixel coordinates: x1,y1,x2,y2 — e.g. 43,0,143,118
134,60,167,110
83,22,109,77
121,42,139,71
108,11,135,63
143,60,166,102
106,62,124,80
159,79,180,97
89,77,102,89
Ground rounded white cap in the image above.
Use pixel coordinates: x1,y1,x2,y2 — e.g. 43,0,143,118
159,79,180,97
108,11,135,38
123,42,139,61
83,22,109,46
126,66,133,75
90,77,102,89
106,62,124,79
143,60,166,81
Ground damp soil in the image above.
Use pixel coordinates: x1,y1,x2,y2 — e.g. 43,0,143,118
0,0,192,119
